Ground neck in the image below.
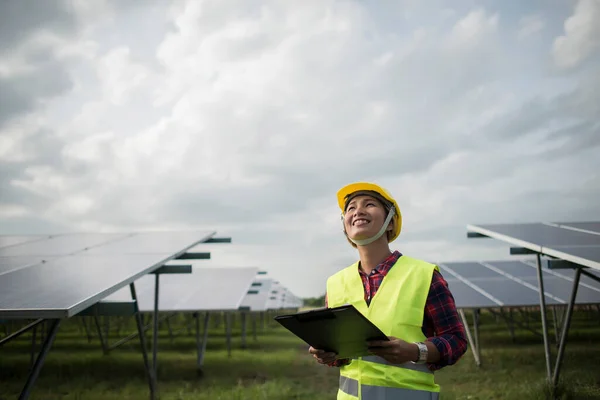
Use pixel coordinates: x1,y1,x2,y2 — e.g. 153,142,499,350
357,239,392,275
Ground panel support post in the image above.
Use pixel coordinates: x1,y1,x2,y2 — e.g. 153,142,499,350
225,312,232,357
473,309,480,363
552,267,581,388
458,309,481,367
241,312,247,349
18,319,61,400
535,253,552,383
196,312,210,371
153,273,160,378
130,282,157,400
93,314,109,355
29,325,37,369
195,313,200,370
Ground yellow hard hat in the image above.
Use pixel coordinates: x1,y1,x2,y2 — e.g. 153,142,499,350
336,182,402,243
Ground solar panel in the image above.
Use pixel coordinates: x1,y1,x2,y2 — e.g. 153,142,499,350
266,281,284,310
0,231,216,318
0,233,133,257
554,221,600,234
438,260,600,309
0,254,180,318
105,267,258,312
520,277,600,304
467,222,600,270
82,232,215,255
543,245,600,267
0,235,49,249
444,279,501,309
528,264,600,288
440,262,504,279
240,278,273,311
0,256,49,275
485,260,539,278
470,223,599,247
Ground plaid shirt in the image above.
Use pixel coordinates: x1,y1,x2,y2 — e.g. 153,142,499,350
325,251,467,371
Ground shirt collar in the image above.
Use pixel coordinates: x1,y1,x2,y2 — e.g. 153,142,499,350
359,250,402,276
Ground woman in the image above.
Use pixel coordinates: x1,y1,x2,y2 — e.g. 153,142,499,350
309,182,467,400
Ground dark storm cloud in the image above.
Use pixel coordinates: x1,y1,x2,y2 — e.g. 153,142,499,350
0,0,77,53
0,56,73,128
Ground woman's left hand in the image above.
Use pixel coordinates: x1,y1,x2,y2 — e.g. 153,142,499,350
366,336,419,364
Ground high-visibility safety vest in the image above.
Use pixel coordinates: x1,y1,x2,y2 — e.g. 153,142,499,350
326,255,441,400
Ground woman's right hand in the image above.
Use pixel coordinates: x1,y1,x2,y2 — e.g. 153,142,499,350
308,346,338,364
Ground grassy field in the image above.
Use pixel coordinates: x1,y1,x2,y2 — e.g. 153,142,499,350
1,309,599,400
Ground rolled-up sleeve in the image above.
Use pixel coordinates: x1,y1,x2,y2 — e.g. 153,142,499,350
424,270,468,370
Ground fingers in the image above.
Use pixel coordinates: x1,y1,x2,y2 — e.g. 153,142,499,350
315,354,337,364
367,336,399,348
367,340,392,348
308,347,337,364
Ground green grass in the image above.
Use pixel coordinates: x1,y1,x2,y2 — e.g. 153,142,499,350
1,309,599,399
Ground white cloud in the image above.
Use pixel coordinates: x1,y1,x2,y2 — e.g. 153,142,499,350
444,8,499,52
0,203,29,218
517,14,545,40
0,2,598,297
553,0,600,69
98,47,151,105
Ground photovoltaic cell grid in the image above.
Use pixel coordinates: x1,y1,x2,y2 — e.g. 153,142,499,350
555,221,600,234
466,222,600,270
0,256,55,276
438,260,600,309
0,231,216,319
0,235,52,249
105,267,259,312
0,233,134,257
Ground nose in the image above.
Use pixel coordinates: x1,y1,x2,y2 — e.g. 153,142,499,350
352,205,367,218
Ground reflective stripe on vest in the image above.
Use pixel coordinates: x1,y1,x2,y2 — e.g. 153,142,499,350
340,375,359,397
358,355,432,374
340,376,440,400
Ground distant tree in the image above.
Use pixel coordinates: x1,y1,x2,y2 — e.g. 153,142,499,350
303,294,326,308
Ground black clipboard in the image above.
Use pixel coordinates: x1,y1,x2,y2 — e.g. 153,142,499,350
274,304,389,359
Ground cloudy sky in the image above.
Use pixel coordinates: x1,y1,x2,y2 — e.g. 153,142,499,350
1,0,599,298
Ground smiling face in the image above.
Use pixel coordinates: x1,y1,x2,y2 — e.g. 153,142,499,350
343,194,392,243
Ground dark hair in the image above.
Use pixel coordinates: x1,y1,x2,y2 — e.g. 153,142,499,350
344,190,392,213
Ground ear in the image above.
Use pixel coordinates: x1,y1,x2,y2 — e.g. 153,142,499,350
386,219,394,232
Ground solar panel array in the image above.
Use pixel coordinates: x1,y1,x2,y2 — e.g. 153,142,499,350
240,278,303,311
105,266,259,312
438,260,600,309
467,221,600,270
239,278,273,312
0,231,216,318
266,281,285,310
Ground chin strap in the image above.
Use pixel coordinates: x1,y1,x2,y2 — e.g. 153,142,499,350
346,207,395,246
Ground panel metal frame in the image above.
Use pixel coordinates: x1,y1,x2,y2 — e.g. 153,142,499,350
466,221,599,391
467,223,600,270
1,231,217,400
0,232,216,319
